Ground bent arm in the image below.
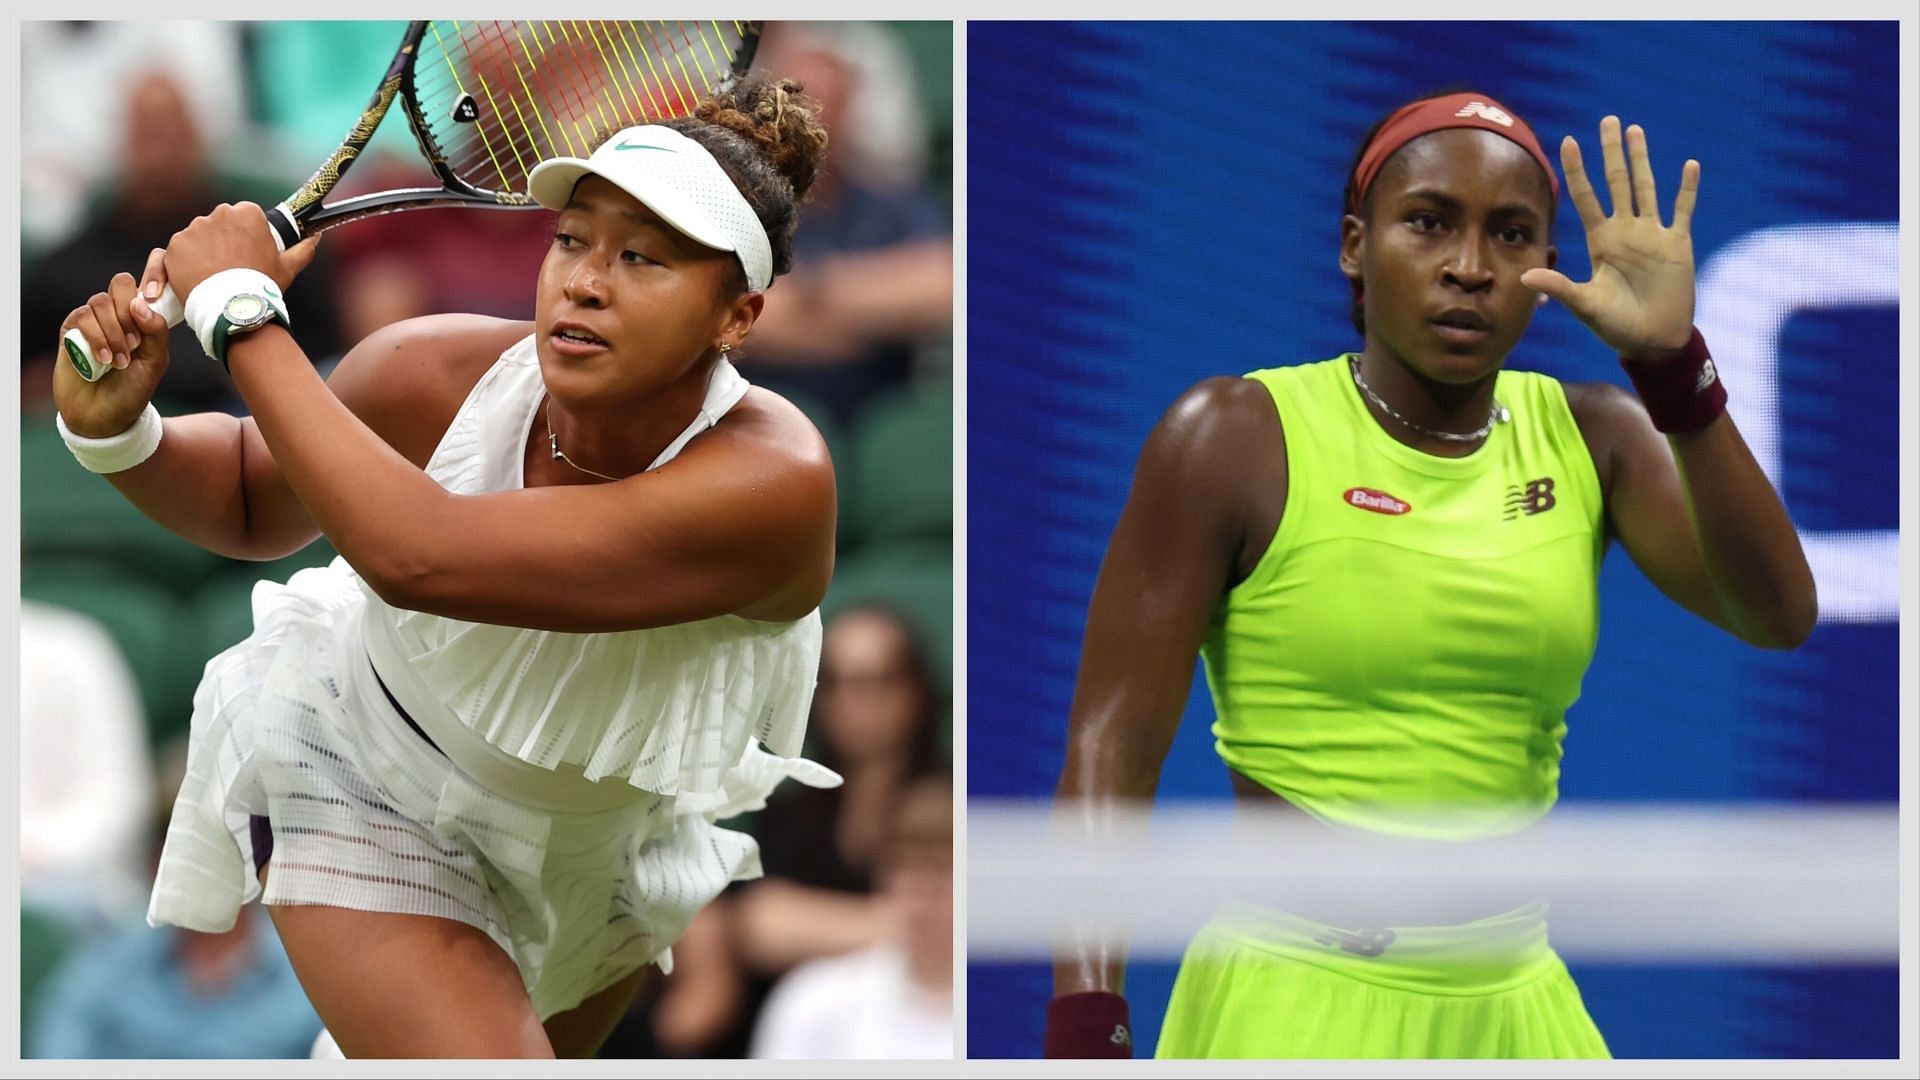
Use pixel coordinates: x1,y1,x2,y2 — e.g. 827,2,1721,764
1053,377,1277,998
49,267,313,561
97,412,317,561
734,879,884,975
83,314,511,562
224,327,835,632
1571,381,1817,649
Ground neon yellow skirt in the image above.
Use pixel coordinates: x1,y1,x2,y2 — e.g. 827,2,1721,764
1156,901,1610,1059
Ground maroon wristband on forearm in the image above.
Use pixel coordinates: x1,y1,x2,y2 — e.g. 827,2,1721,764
1620,327,1728,434
1044,992,1134,1058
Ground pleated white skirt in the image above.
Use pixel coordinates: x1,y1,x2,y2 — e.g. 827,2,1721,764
149,561,836,1019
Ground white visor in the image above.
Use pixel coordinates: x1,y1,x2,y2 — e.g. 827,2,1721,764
528,124,774,292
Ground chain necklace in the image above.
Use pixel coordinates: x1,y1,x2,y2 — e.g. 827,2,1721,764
545,397,622,482
1348,355,1508,444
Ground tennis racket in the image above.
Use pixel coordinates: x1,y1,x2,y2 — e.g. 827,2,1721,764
66,18,761,380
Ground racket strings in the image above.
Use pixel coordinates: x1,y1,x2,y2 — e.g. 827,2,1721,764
412,20,755,198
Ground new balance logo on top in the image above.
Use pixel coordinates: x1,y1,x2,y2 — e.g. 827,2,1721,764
1455,101,1515,127
1504,476,1557,520
1697,357,1719,392
1110,1025,1133,1048
1344,487,1411,515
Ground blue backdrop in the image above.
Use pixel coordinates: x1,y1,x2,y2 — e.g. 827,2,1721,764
966,21,1901,1059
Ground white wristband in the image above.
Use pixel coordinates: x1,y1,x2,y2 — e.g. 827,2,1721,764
56,404,164,474
183,267,290,362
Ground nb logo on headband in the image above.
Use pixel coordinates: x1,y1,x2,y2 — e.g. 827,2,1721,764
1455,101,1515,127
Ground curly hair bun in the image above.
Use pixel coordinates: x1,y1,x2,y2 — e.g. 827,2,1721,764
695,72,829,202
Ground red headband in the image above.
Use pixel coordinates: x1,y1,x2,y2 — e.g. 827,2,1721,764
1348,92,1559,213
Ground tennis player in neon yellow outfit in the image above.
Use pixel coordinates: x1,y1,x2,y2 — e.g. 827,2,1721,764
1043,91,1817,1059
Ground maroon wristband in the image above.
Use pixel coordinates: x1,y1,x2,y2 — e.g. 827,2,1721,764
1620,327,1728,434
1044,992,1134,1058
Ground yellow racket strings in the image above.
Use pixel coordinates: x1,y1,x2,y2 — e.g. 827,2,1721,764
413,20,750,195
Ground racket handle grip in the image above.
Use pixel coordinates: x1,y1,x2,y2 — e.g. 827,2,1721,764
62,286,184,383
63,216,287,382
266,203,303,249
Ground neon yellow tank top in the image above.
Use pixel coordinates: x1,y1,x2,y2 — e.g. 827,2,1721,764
1204,355,1604,839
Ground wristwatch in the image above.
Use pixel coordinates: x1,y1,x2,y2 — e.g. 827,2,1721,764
210,286,286,368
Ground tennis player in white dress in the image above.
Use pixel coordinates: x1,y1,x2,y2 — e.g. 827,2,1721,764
51,74,841,1058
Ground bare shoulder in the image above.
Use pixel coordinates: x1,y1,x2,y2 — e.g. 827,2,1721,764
1144,374,1284,475
697,386,836,493
327,314,534,467
669,386,838,619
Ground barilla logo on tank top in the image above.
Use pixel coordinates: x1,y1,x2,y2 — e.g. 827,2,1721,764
1344,487,1411,515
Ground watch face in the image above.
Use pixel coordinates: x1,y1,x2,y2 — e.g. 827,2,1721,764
225,294,268,325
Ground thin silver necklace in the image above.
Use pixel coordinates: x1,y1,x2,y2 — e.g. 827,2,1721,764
545,397,622,482
1348,355,1508,444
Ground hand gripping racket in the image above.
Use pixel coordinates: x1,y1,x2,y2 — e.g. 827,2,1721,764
66,19,761,380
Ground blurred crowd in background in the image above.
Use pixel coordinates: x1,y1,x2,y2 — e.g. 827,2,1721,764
18,19,953,1060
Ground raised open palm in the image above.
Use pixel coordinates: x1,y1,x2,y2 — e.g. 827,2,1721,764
1521,116,1700,360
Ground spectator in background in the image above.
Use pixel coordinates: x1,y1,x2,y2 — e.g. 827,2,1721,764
318,169,558,343
739,23,953,425
597,604,948,1059
750,776,954,1059
26,740,323,1060
19,601,155,925
20,68,344,416
737,605,948,974
18,21,250,258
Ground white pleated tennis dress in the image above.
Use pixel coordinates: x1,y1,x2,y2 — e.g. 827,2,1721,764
149,336,834,1019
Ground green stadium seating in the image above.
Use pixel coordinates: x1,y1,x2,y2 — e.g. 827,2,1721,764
188,539,336,656
190,571,267,662
21,414,225,596
880,20,954,206
21,565,204,748
845,381,952,550
824,538,953,698
19,903,76,1048
188,543,339,681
